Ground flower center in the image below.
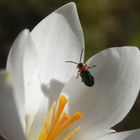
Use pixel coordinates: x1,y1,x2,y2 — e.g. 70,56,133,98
38,95,83,140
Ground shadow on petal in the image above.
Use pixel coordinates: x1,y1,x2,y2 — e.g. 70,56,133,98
41,79,65,107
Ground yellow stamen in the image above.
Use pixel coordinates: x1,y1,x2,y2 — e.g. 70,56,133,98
38,101,56,140
55,112,70,129
53,112,83,138
51,96,68,129
63,126,81,140
47,96,68,139
38,96,83,140
49,113,70,139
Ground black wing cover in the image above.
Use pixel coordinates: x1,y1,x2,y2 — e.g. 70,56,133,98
80,70,94,87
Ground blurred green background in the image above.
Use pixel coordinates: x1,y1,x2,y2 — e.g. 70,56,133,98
0,0,140,138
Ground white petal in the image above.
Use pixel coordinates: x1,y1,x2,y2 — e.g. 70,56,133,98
27,3,84,139
97,129,140,140
0,71,25,140
23,30,38,89
62,47,140,136
6,29,38,133
22,33,39,134
6,29,31,130
76,129,115,140
31,2,84,84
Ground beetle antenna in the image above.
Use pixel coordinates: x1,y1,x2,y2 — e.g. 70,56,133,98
65,61,78,65
79,49,84,63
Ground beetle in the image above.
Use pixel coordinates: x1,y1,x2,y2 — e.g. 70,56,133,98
65,49,96,87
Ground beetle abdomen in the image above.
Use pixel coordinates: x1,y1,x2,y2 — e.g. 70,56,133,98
80,70,94,87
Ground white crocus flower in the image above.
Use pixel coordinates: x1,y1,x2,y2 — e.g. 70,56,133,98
0,2,140,140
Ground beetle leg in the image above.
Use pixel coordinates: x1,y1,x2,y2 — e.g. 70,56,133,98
87,67,91,69
84,64,88,69
76,71,80,79
76,74,80,79
92,75,95,78
86,65,96,69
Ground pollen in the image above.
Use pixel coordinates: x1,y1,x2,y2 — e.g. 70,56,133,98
38,95,83,140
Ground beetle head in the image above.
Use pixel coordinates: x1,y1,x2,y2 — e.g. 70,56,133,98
77,63,84,68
